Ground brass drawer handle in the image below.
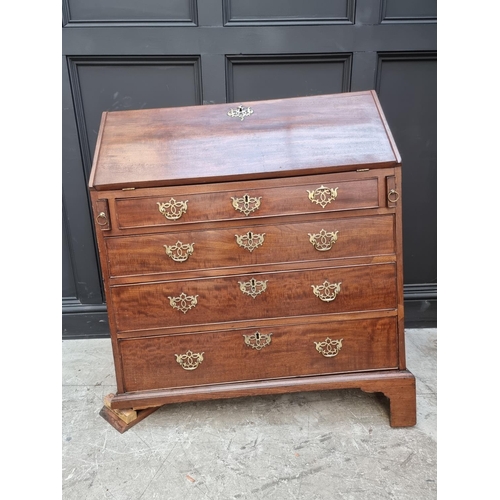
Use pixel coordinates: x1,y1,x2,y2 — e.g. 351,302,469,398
157,198,189,220
243,331,272,350
235,231,265,252
164,241,195,262
175,350,204,370
96,212,108,226
231,194,261,216
314,338,343,358
307,186,338,208
238,278,268,299
311,281,342,302
308,229,339,251
168,292,198,314
388,189,400,203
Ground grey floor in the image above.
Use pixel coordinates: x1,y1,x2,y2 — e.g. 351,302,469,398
62,328,436,500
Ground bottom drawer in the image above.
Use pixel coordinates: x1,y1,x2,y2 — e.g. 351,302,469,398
119,317,398,392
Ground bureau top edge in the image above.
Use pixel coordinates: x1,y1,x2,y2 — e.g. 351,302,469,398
89,91,401,191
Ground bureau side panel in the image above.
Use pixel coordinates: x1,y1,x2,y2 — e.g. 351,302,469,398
89,189,125,393
394,166,407,369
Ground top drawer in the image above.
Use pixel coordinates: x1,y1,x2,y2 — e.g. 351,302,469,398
113,174,380,230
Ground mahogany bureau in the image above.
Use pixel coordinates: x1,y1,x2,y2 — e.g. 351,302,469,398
89,91,416,431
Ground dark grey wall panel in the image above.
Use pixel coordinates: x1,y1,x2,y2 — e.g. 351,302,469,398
62,206,76,299
224,0,354,25
63,0,197,25
381,0,437,22
62,57,103,306
68,57,202,177
376,52,437,285
227,55,351,102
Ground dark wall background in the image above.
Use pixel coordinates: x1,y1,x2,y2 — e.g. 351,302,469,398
62,0,437,338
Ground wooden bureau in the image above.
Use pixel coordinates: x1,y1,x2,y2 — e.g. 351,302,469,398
89,91,416,432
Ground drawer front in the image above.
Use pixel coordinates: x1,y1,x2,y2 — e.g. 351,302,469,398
110,263,397,333
106,214,395,278
114,177,379,230
119,317,398,392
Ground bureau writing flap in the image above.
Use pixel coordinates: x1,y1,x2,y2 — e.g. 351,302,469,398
89,90,400,191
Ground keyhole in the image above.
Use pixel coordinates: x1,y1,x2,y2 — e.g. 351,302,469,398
244,195,249,203
255,332,261,340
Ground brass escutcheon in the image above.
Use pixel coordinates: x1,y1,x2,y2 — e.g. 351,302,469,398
164,241,195,262
308,229,339,251
168,292,198,314
314,338,343,358
311,280,342,302
235,231,265,252
238,278,268,299
175,350,204,370
227,104,254,121
243,331,273,350
307,186,339,208
96,212,108,226
157,198,188,220
231,194,262,216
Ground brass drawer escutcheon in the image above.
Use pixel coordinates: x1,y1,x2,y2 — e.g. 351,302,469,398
231,194,262,216
307,186,339,208
168,292,198,314
235,231,266,252
175,350,204,370
311,281,342,302
243,331,272,350
308,229,339,251
238,278,268,299
163,241,195,262
227,104,254,121
157,198,189,220
314,338,343,358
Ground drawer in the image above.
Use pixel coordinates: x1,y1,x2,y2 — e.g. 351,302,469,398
114,176,379,230
110,263,397,333
119,317,399,392
105,214,395,278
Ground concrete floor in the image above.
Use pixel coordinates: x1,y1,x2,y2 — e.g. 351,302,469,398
62,328,436,500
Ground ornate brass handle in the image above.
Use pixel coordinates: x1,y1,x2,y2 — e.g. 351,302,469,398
243,331,272,350
235,231,265,252
311,281,342,302
307,186,339,208
168,292,198,314
175,350,204,370
238,278,268,298
387,189,400,203
164,241,195,262
314,338,343,358
96,212,108,226
157,198,188,220
308,229,339,251
231,194,262,216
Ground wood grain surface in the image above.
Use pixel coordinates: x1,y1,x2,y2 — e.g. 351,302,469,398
89,91,398,190
119,317,398,392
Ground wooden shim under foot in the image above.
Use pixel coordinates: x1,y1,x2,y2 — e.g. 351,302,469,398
99,405,160,433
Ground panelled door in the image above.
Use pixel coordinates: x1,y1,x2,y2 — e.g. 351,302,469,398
62,0,437,337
